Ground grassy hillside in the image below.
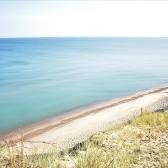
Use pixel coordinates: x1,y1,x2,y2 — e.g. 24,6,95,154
0,112,168,168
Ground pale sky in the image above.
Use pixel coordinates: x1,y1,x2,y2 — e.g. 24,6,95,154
1,1,168,37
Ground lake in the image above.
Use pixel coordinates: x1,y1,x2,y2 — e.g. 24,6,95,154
0,37,167,133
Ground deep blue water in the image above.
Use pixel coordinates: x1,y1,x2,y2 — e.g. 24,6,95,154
0,37,168,134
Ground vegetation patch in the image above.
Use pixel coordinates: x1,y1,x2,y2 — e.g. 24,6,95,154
0,112,168,168
75,112,168,168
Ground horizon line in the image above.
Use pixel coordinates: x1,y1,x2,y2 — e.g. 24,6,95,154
0,36,168,39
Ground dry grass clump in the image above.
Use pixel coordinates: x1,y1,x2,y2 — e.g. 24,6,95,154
75,112,168,168
0,141,65,168
131,112,168,131
75,126,138,168
75,144,113,168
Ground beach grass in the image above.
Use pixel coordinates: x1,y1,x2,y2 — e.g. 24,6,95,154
131,111,168,130
0,141,65,168
0,112,168,168
75,112,168,168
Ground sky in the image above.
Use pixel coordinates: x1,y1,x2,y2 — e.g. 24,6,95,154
1,1,168,37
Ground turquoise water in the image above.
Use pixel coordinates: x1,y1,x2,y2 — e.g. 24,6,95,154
0,37,168,134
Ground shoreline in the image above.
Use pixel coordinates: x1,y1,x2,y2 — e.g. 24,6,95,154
0,85,168,147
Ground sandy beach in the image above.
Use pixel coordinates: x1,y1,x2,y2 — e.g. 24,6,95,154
1,85,168,153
